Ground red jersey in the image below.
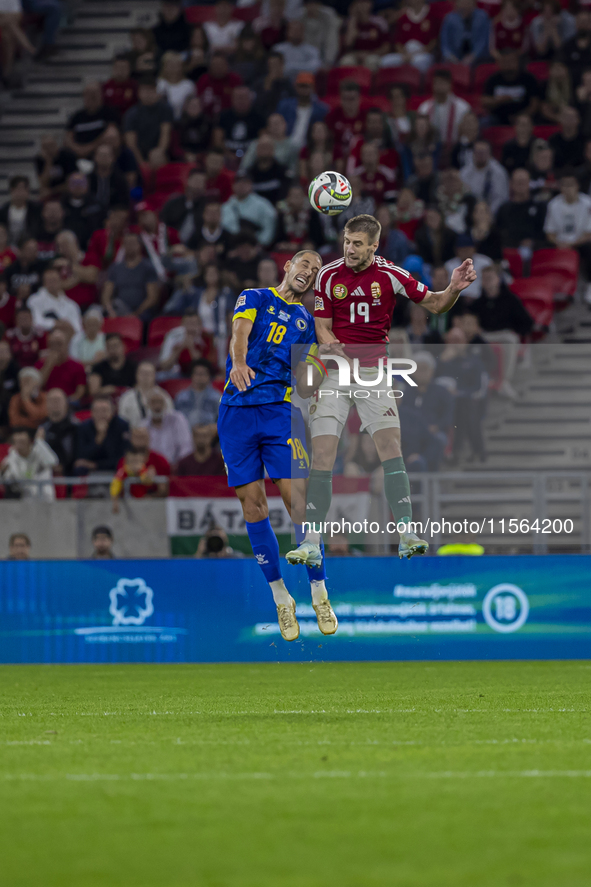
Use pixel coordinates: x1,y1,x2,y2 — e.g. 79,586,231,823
205,170,235,203
492,17,526,53
393,5,438,48
6,327,45,367
0,292,16,330
0,247,17,270
85,226,139,270
345,15,389,53
325,106,367,158
102,78,138,117
196,71,242,118
35,356,86,396
57,254,98,309
346,137,399,176
314,255,426,344
115,450,170,497
350,164,398,202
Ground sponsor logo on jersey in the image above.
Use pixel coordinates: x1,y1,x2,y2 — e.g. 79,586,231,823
333,284,348,299
315,295,324,311
351,286,365,297
278,310,290,322
235,294,246,308
417,282,426,292
267,305,276,313
295,317,307,331
371,282,381,300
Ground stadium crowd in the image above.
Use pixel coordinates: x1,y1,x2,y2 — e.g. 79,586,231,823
0,0,587,496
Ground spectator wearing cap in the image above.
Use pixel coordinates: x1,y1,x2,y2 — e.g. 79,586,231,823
174,359,221,428
445,234,494,300
41,388,78,475
8,367,47,430
216,85,266,167
440,0,490,65
221,172,277,247
273,19,321,82
101,232,160,319
482,50,540,127
160,170,207,245
28,267,83,335
88,144,130,211
123,76,174,167
544,170,591,303
89,333,137,398
460,140,509,215
1,427,58,502
91,526,115,558
152,0,191,54
74,395,129,474
64,82,120,160
276,71,328,149
418,71,471,149
339,0,389,71
118,362,173,428
140,388,193,466
204,0,244,54
176,424,226,476
6,306,45,369
8,532,31,560
35,328,87,403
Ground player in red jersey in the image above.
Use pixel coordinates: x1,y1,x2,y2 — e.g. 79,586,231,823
286,213,476,563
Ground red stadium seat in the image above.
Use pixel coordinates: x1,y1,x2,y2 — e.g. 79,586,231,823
326,66,372,95
531,248,579,297
510,277,554,328
481,125,515,159
270,251,292,270
526,61,550,81
0,442,10,461
159,378,192,399
408,94,428,111
154,163,196,197
75,410,92,422
373,65,422,94
103,317,143,352
533,124,560,140
235,4,260,20
148,316,182,348
425,63,472,91
502,248,523,279
473,63,499,90
185,6,216,24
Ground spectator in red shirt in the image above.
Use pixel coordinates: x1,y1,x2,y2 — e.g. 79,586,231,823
53,230,99,310
136,203,181,282
102,56,139,120
0,272,16,333
176,423,225,476
204,150,235,203
158,309,217,377
35,327,87,403
491,0,527,60
340,0,389,70
85,205,132,271
197,52,243,119
347,108,400,177
253,0,287,51
352,142,398,202
0,224,17,271
325,81,367,160
114,426,170,498
6,307,45,368
383,0,438,73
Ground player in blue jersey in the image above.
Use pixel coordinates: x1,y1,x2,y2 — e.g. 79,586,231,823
217,250,338,642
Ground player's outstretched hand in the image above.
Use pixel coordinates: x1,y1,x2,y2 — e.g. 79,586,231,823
230,362,256,391
450,258,477,292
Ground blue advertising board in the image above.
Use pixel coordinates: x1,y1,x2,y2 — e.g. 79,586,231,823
0,556,590,663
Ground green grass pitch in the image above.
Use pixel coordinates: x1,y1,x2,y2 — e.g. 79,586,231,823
1,661,590,887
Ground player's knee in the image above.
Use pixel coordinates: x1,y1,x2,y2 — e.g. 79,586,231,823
242,497,269,523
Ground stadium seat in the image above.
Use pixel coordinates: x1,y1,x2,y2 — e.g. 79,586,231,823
154,163,195,197
502,248,523,279
148,316,183,348
510,277,555,328
75,410,92,423
326,66,372,96
526,61,550,81
373,65,422,94
270,251,292,270
531,248,579,297
481,126,515,158
408,94,428,111
184,5,216,24
0,442,10,462
235,4,261,20
159,378,192,399
533,124,560,140
425,63,471,91
103,317,143,352
473,63,499,91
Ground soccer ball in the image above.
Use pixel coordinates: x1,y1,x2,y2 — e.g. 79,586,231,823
308,171,353,216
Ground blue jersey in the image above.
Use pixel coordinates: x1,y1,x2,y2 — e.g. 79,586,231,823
222,286,316,406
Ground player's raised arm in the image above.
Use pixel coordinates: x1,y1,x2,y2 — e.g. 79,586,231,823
419,259,478,315
229,317,256,391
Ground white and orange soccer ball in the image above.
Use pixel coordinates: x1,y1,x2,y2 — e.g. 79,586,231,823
308,171,353,216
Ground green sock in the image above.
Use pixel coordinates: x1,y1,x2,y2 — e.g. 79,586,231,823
382,456,412,531
305,468,333,531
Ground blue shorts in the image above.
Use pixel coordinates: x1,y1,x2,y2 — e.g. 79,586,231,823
218,402,309,488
